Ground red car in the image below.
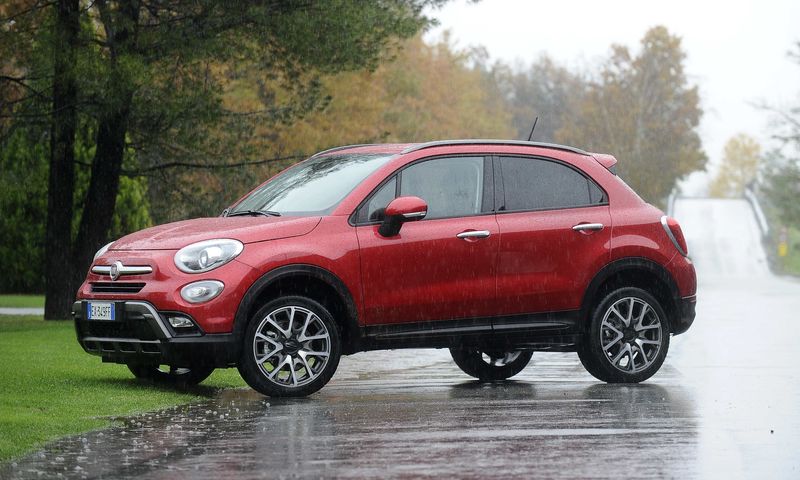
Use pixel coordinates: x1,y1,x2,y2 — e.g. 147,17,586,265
74,140,696,397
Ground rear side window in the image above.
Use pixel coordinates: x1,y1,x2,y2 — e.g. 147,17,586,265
499,156,605,211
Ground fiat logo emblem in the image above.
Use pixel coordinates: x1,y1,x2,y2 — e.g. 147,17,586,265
110,261,123,281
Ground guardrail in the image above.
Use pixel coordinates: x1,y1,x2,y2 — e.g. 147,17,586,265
744,187,770,237
666,189,677,217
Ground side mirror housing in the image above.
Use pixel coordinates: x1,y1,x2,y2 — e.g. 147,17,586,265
378,196,428,237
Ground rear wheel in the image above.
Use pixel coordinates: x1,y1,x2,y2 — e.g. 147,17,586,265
450,347,533,381
578,287,670,383
127,364,215,386
237,296,341,397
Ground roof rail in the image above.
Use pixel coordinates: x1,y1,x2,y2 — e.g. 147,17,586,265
400,139,590,156
311,144,379,158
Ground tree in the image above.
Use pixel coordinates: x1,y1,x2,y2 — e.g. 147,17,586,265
145,34,515,224
487,55,586,143
0,125,152,293
709,134,761,198
763,155,800,227
762,42,800,227
295,34,513,145
555,26,707,204
1,1,445,318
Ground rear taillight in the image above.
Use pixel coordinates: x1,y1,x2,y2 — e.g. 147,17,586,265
660,215,688,257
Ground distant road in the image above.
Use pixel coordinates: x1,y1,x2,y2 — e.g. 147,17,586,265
673,197,770,279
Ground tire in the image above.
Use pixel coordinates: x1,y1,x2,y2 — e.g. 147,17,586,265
578,287,670,383
237,296,341,397
450,347,533,381
127,364,215,386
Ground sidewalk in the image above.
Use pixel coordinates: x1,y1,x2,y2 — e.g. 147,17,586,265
0,308,44,316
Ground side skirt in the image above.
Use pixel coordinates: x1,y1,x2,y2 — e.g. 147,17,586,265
361,311,582,351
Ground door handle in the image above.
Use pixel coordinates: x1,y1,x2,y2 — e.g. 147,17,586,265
572,223,604,232
457,230,491,239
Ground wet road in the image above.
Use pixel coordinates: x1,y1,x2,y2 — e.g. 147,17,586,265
4,198,800,478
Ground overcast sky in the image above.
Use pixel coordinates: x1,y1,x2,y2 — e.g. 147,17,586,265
427,0,800,192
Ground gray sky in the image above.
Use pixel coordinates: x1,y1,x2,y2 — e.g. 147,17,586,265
427,0,800,193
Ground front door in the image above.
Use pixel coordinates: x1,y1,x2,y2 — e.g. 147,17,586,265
356,156,498,325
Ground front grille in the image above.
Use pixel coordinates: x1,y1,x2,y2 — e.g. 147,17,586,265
83,339,162,355
81,318,159,340
90,282,145,294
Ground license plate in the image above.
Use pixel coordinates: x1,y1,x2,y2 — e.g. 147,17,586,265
87,302,115,321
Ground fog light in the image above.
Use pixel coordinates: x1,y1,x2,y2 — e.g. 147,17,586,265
168,316,194,328
180,280,224,304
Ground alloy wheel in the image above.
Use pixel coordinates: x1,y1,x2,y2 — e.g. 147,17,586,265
600,297,663,374
252,305,332,387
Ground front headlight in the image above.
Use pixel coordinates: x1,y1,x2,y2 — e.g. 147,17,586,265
93,241,114,261
174,239,243,273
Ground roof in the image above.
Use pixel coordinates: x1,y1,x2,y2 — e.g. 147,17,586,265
401,139,590,156
313,139,590,157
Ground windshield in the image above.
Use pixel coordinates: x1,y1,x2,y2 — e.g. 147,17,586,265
230,153,394,216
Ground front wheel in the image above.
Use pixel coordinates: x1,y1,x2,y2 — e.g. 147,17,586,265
237,296,341,397
127,364,215,386
450,347,533,381
578,287,670,383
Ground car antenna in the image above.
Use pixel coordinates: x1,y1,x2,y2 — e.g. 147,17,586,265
526,116,539,142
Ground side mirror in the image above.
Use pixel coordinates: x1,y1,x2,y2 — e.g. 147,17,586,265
378,196,428,237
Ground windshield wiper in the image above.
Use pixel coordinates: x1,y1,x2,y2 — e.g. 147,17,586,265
227,209,282,217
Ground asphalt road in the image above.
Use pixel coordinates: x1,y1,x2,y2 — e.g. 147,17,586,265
4,198,800,479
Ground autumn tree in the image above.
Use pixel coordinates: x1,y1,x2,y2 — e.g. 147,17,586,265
0,0,448,319
290,35,514,146
556,26,707,204
709,134,761,198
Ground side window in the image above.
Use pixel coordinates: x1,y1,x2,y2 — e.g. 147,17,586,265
588,181,605,204
499,156,602,211
400,157,484,219
362,176,397,222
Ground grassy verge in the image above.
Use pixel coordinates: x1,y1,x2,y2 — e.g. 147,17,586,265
0,295,44,308
779,226,800,275
0,315,245,462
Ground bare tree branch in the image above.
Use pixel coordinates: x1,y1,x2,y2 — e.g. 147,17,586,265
750,101,800,130
0,0,56,22
74,153,307,176
0,75,50,100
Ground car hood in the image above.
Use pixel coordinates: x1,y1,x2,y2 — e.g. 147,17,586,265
110,216,322,250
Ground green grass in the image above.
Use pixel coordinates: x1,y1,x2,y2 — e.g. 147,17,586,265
0,295,44,308
0,315,245,462
781,227,800,275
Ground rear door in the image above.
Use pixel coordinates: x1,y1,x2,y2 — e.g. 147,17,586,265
355,156,498,325
493,155,611,324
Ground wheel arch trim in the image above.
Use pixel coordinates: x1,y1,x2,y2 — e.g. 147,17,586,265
232,264,361,355
580,257,680,329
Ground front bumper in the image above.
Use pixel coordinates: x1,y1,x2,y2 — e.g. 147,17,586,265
672,295,696,335
72,300,238,368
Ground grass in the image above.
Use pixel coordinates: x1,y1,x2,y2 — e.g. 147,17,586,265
0,295,44,308
780,227,800,276
0,315,245,462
